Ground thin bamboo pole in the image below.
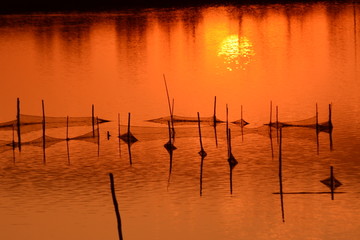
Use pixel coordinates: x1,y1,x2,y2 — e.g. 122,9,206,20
197,112,205,157
42,100,46,164
329,103,333,151
127,113,130,143
269,100,272,126
118,113,121,158
316,103,319,155
163,74,174,139
97,117,100,157
109,173,124,240
16,98,21,152
92,104,95,137
228,128,234,195
241,105,244,142
328,103,333,129
269,101,274,159
276,105,279,143
226,104,229,158
127,113,132,165
166,121,174,176
66,116,70,165
213,96,218,147
213,96,217,126
279,128,285,222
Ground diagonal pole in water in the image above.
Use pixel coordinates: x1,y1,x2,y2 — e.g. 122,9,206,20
109,173,124,240
278,127,285,222
163,74,175,141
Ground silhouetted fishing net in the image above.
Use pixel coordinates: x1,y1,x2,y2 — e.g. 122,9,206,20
0,114,109,134
23,135,65,148
265,116,331,132
231,119,249,126
69,130,100,144
147,115,224,126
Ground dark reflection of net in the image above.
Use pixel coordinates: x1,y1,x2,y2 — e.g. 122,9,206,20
0,130,100,151
0,114,109,134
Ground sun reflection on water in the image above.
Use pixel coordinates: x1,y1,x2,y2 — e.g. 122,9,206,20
218,35,255,71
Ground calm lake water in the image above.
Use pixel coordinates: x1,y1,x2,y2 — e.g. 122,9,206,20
0,2,360,240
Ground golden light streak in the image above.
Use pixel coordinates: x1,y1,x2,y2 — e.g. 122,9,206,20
218,34,255,71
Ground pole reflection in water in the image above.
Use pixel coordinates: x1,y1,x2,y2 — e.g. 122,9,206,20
213,96,218,147
66,116,70,165
197,112,207,196
119,113,138,165
165,120,177,184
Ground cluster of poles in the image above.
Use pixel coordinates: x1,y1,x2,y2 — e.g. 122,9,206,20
106,77,342,240
4,91,341,239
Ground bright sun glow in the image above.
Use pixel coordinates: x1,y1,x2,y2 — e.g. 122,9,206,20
218,35,255,71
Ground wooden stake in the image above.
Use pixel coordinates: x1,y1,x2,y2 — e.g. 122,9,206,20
118,113,121,158
228,128,234,195
163,74,174,138
269,101,274,159
127,112,131,143
241,105,244,142
42,100,46,164
109,173,124,240
279,128,285,222
213,96,217,126
328,103,333,129
316,103,319,155
269,100,272,126
226,104,229,158
92,104,95,137
97,117,100,157
166,121,174,175
276,105,279,143
171,98,175,141
197,112,204,154
213,96,218,147
66,116,69,141
16,98,21,152
66,116,70,165
127,113,132,165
